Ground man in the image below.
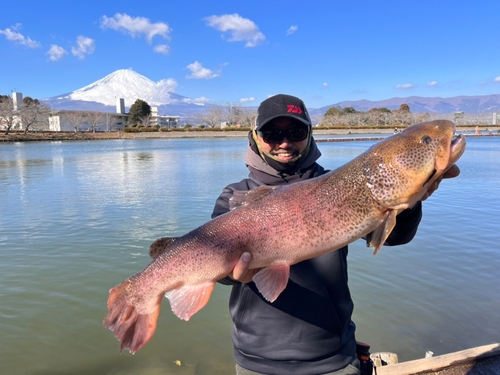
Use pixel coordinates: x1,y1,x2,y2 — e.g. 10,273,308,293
212,94,459,375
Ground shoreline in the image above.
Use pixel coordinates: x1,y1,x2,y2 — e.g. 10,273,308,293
1,126,499,142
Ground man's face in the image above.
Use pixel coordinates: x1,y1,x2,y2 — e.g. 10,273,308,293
256,117,309,163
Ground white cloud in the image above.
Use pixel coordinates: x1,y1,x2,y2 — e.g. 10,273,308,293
47,45,67,61
323,82,329,88
100,13,171,44
186,61,220,79
183,96,211,105
395,83,414,89
71,36,95,60
239,97,255,103
156,78,178,93
427,81,438,86
286,25,298,35
0,24,40,48
494,76,500,83
153,44,169,55
205,13,265,47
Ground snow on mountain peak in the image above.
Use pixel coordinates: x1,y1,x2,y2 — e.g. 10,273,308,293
69,69,178,106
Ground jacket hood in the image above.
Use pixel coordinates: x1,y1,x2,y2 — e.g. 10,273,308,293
244,131,324,184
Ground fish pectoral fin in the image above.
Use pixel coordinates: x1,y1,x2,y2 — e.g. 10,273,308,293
165,282,215,321
368,210,398,255
229,185,277,211
149,237,177,259
252,263,290,303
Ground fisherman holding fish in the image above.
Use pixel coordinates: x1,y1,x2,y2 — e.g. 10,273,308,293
212,94,460,375
104,96,465,374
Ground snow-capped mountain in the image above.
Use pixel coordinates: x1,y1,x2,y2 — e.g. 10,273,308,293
68,69,186,106
44,69,210,118
57,69,186,106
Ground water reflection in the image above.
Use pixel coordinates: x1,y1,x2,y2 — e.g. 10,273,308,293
0,137,498,375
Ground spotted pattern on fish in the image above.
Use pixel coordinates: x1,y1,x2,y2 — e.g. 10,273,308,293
104,120,466,354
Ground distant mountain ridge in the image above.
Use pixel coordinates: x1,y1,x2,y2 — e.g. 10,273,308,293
319,94,500,115
43,69,500,119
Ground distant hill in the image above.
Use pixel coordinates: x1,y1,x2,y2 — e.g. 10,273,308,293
318,94,500,115
41,69,500,119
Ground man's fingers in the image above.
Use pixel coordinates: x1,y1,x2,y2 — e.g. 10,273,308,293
444,164,460,179
232,252,252,281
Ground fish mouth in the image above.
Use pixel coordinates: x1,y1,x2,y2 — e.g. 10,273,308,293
424,133,466,188
449,134,466,167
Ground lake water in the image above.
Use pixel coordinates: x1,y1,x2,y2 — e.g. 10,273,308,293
0,136,499,375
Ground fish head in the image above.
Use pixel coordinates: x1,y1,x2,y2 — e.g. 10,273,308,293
364,120,466,210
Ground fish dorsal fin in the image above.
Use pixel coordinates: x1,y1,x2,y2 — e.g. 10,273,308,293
229,185,278,211
367,210,398,255
165,282,215,321
149,237,177,259
252,263,290,302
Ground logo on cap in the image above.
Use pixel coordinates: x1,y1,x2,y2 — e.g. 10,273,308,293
287,105,303,114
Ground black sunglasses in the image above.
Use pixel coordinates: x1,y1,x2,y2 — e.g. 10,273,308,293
257,125,309,144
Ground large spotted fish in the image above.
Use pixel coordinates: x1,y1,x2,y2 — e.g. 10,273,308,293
104,120,466,353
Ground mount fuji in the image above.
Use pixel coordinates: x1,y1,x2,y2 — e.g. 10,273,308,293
42,69,500,119
43,69,209,118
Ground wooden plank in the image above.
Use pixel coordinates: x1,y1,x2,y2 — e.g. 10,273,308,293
375,343,500,375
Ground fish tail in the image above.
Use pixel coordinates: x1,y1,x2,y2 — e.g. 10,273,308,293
103,281,162,354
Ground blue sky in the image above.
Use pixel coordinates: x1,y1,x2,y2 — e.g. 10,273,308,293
1,0,500,109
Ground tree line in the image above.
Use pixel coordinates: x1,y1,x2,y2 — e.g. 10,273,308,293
319,104,494,127
0,95,51,135
1,93,496,135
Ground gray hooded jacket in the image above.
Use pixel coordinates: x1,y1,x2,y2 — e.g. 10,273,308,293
212,133,422,375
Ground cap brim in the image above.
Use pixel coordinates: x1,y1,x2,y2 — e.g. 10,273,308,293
256,114,311,131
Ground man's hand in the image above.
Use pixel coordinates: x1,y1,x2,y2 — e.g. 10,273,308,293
421,164,461,201
230,252,261,283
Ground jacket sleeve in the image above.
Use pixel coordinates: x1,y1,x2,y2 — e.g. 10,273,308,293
384,201,423,246
211,186,233,220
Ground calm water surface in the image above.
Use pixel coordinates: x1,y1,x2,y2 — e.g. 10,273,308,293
0,136,499,375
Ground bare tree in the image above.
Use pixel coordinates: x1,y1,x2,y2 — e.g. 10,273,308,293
139,113,153,127
238,107,257,128
106,115,121,131
194,103,225,128
225,102,243,126
0,96,19,135
64,111,86,132
84,111,105,133
19,100,50,134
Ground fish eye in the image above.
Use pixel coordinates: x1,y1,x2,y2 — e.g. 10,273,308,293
421,135,432,145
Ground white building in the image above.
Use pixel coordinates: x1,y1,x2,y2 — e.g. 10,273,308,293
150,106,180,128
49,110,128,132
49,102,180,131
2,93,182,132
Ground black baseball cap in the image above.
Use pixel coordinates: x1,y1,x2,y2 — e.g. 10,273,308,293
255,94,312,131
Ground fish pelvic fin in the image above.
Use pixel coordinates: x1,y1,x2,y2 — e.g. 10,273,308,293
229,185,278,211
149,237,177,259
103,282,162,354
368,210,398,255
252,263,290,303
165,282,215,321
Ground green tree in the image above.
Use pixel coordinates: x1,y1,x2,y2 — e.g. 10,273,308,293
399,103,410,112
128,99,151,126
23,96,40,105
324,106,342,117
341,106,357,115
325,106,358,117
